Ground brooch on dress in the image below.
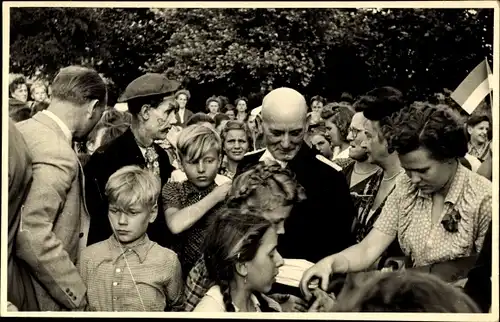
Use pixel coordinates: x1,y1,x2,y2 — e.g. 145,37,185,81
441,210,461,233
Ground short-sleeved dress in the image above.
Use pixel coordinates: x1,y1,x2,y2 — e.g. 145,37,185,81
373,164,491,267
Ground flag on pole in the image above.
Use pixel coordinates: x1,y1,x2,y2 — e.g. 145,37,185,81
450,59,493,114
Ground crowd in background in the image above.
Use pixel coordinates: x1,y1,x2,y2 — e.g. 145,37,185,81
6,67,493,314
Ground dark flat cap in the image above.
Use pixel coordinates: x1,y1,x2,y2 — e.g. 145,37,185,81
117,73,181,103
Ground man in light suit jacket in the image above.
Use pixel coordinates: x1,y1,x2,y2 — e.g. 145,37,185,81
15,66,107,311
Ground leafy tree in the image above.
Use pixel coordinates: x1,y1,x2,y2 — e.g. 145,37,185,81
9,7,493,111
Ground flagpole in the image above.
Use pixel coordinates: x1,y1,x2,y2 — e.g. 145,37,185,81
485,57,494,109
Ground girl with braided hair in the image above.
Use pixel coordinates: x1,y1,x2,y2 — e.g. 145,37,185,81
185,162,307,312
194,209,283,312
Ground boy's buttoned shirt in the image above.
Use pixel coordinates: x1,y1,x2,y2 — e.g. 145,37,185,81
79,235,184,312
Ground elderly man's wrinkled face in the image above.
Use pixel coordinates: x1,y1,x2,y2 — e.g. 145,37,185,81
263,120,305,161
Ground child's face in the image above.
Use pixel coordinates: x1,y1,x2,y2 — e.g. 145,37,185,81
108,203,157,245
182,148,220,188
32,87,47,102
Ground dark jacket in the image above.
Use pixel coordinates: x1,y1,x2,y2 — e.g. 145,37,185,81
236,143,357,263
84,128,175,248
175,108,194,127
8,119,40,311
463,221,492,312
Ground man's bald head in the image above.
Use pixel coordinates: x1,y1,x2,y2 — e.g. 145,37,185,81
260,88,308,161
261,88,308,125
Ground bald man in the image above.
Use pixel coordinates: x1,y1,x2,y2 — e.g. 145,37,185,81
236,88,356,294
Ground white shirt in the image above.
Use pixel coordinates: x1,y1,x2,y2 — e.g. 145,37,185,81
258,149,287,169
194,285,261,312
169,169,232,185
42,110,72,144
464,153,482,172
332,146,350,160
178,108,185,123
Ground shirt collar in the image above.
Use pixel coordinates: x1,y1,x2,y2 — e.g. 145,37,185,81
107,234,153,264
233,294,261,312
259,148,287,169
42,110,72,143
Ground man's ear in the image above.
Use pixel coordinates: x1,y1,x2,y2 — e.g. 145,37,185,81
235,262,248,278
140,104,151,121
86,99,99,118
149,204,158,223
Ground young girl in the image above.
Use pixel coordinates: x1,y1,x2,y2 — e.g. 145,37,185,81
184,162,306,312
194,210,283,312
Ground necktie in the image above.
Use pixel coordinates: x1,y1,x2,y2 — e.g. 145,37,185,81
144,146,160,177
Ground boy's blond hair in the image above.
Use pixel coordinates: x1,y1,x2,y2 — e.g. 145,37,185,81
176,124,222,163
105,165,160,211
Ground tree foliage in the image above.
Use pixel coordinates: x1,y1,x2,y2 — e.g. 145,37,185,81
9,7,493,110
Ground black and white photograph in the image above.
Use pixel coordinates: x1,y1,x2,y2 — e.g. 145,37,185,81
2,1,498,319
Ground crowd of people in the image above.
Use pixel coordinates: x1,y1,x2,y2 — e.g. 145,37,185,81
6,65,493,313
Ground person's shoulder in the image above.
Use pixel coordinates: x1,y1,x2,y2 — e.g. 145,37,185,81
465,165,492,195
314,154,344,172
244,148,266,159
151,242,179,261
194,287,225,312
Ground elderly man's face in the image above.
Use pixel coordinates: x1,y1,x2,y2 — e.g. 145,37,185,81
263,116,306,162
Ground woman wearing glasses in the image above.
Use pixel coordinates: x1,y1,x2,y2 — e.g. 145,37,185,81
300,102,492,302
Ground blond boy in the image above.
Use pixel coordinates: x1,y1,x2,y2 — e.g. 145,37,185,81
78,165,184,311
163,124,231,277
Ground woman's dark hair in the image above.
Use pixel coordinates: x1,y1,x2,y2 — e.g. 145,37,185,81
50,66,107,108
335,270,481,312
222,104,236,113
206,96,222,111
204,209,274,312
86,109,132,150
214,113,231,128
174,89,191,101
383,104,468,159
234,97,248,106
9,76,27,97
322,106,355,142
310,95,326,106
354,86,405,123
340,92,354,103
186,112,215,126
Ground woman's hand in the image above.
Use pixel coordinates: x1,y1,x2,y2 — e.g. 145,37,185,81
300,254,348,301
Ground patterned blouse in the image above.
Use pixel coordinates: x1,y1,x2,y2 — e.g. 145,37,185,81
162,180,223,277
373,164,491,267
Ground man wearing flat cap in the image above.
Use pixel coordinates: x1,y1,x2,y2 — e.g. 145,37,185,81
84,73,181,249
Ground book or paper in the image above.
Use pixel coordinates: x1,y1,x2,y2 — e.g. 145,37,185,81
275,259,315,288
